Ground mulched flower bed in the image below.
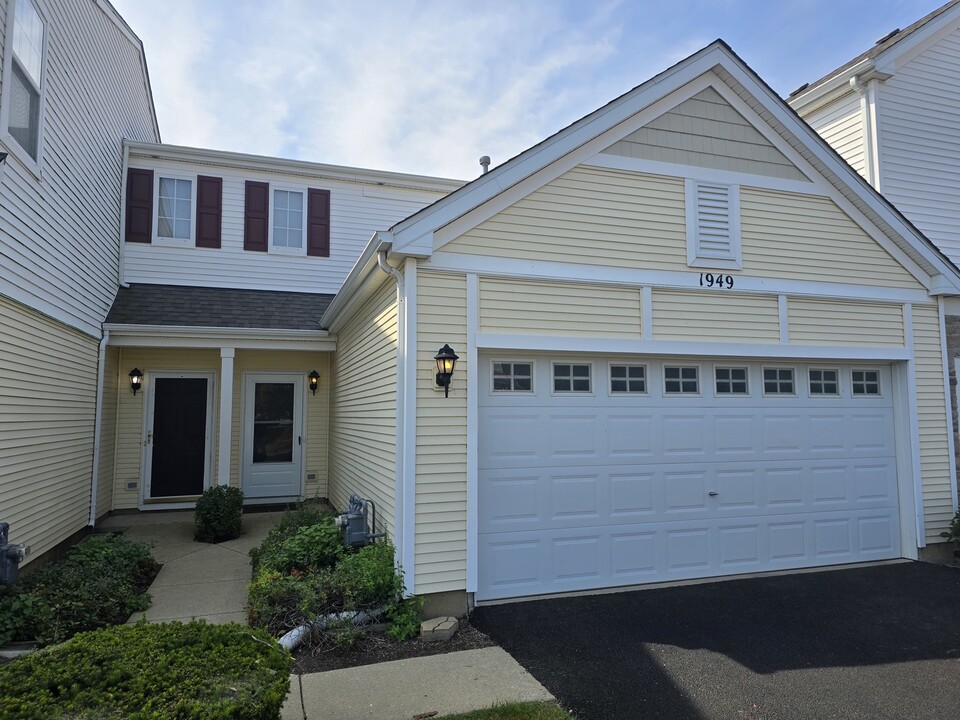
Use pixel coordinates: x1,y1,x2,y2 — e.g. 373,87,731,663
291,617,495,673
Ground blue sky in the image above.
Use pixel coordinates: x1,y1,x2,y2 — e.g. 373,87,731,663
112,0,945,179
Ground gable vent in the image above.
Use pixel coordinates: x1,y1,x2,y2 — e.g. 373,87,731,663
686,179,742,269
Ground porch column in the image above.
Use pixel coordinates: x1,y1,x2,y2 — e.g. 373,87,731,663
217,347,235,486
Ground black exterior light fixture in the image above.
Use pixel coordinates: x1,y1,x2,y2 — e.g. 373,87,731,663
128,368,143,395
308,370,320,396
434,344,460,398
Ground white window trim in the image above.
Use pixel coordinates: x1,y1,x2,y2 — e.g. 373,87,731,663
608,362,648,395
851,367,883,398
490,359,536,394
551,361,594,396
807,367,841,397
269,183,308,256
714,365,750,396
663,364,701,396
761,365,797,397
153,172,197,246
685,178,742,270
0,0,48,177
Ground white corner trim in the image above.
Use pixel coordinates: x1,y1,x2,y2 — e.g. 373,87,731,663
778,295,789,344
641,286,653,340
401,258,418,594
88,330,110,526
466,273,479,593
903,304,927,547
941,299,960,512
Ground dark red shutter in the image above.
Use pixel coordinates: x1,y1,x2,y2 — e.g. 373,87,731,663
196,175,222,248
244,181,269,252
307,188,331,257
125,168,153,243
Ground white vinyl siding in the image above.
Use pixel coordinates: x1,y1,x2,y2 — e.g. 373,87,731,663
874,31,960,265
912,303,954,542
124,156,449,294
0,0,157,336
801,93,866,178
328,279,399,534
788,299,905,347
479,278,642,338
652,290,780,342
416,271,468,594
0,297,98,564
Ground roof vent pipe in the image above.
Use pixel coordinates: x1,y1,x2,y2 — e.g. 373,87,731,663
479,155,491,174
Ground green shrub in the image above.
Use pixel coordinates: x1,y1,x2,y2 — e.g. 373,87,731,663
334,543,401,610
247,569,332,636
249,503,333,571
0,620,291,720
940,510,960,545
257,522,343,575
0,534,159,646
195,485,244,543
386,594,424,642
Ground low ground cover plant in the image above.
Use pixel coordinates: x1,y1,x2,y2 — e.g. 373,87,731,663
247,503,421,643
0,533,160,647
195,485,245,543
0,620,291,720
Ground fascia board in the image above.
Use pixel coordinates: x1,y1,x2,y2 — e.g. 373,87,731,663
104,323,331,340
390,43,732,252
320,233,391,330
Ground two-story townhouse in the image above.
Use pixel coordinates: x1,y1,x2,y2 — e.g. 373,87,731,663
0,0,158,562
789,0,960,528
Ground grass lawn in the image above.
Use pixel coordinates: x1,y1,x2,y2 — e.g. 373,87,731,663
438,701,573,719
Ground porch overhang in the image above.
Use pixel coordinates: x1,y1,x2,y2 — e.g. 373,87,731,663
104,324,336,352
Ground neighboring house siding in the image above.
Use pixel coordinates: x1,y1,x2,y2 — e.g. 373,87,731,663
788,299,906,347
875,31,960,264
0,0,157,336
601,87,807,181
415,270,467,595
124,156,448,294
96,345,119,520
328,279,399,532
913,302,954,542
444,167,922,290
802,93,866,178
478,278,642,338
651,290,779,342
0,297,98,560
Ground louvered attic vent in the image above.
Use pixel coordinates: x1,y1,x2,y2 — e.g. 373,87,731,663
685,179,742,269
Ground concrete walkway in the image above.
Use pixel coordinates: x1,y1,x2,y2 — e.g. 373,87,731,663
103,510,554,719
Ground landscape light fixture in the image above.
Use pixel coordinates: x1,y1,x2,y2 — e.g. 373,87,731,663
308,370,320,395
434,344,459,398
129,368,143,395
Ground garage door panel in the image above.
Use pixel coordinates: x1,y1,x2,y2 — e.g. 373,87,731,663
663,415,709,456
550,474,601,521
547,414,602,460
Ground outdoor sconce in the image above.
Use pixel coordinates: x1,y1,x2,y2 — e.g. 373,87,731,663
308,370,320,396
434,344,459,398
129,368,143,396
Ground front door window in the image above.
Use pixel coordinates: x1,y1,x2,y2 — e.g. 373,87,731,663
253,382,294,463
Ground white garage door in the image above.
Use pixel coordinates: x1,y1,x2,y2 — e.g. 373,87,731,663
477,356,901,601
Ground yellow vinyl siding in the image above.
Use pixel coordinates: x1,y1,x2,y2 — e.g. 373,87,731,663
113,348,220,510
788,299,906,347
741,188,922,289
479,278,642,338
652,290,779,342
601,87,808,181
0,297,98,564
95,346,119,521
416,271,468,594
444,167,688,270
230,351,330,499
912,304,954,542
329,279,399,534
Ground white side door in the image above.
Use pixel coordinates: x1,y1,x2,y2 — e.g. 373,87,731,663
242,373,304,499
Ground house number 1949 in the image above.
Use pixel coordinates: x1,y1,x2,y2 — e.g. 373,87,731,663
699,272,734,289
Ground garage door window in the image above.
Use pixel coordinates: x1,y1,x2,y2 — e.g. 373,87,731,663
493,362,533,392
554,363,591,393
852,369,880,396
715,367,748,395
809,369,839,396
610,364,646,394
763,367,795,395
664,366,699,394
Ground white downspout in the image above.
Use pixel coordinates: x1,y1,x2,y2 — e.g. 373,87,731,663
377,250,407,574
88,330,110,527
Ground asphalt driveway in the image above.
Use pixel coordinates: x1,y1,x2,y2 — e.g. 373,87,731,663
472,561,960,720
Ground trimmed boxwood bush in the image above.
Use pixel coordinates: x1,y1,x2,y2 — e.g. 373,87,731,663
0,621,292,720
0,533,160,647
195,485,244,543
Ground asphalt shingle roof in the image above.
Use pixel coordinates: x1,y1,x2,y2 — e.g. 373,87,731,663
106,284,334,331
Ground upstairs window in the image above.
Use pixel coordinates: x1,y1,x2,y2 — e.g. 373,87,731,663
8,0,44,161
156,176,194,243
685,179,742,270
272,188,305,253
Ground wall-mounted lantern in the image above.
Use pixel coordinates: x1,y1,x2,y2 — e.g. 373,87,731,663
308,370,320,396
434,344,459,398
129,368,143,396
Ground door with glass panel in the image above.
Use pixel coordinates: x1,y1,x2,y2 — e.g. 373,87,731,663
242,374,304,499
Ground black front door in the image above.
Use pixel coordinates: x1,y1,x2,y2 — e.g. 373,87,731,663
151,378,207,498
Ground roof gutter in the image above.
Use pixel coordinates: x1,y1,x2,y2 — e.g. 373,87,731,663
88,329,109,527
321,232,396,331
789,60,891,114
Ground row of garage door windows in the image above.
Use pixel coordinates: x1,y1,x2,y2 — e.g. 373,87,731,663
491,362,882,398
